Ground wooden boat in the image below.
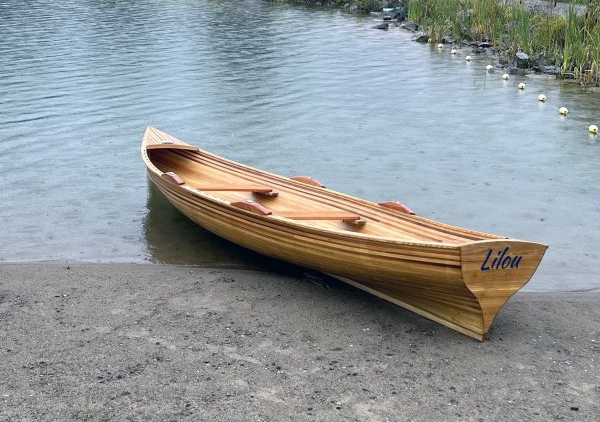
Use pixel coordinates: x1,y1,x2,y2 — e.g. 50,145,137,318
141,126,547,340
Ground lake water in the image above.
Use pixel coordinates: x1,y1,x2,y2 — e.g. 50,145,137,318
1,0,599,292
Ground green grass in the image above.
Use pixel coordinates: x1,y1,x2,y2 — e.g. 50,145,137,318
406,0,600,85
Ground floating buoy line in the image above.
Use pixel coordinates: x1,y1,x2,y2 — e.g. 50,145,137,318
440,46,597,135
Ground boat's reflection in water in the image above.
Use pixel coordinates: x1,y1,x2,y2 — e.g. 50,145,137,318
142,183,303,275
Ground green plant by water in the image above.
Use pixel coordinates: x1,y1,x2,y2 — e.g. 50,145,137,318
406,0,600,85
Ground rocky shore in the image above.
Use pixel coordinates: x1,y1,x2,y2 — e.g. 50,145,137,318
298,1,590,78
380,1,586,78
1,263,598,421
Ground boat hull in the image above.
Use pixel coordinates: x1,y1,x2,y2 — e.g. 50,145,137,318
142,127,547,340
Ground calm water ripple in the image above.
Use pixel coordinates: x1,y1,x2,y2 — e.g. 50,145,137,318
1,0,599,291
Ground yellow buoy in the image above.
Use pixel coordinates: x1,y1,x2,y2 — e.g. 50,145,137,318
451,48,457,55
518,83,526,90
589,124,599,134
559,107,569,115
538,94,547,102
502,73,510,80
437,43,444,49
465,55,472,61
486,64,493,71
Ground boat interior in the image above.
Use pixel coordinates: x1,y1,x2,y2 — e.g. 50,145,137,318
147,144,502,246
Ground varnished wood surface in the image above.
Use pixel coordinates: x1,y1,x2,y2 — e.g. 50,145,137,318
141,127,548,340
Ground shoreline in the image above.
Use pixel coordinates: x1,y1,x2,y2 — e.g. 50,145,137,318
291,0,598,84
1,263,598,420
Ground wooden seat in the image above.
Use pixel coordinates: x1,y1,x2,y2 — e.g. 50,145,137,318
278,211,360,220
230,205,366,226
195,185,279,197
278,211,367,227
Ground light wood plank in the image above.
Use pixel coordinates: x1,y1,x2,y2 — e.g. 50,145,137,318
278,211,361,221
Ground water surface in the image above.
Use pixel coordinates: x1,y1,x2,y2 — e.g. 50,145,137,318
1,0,599,292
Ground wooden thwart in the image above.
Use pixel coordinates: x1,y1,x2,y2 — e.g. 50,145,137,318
278,211,361,221
230,204,365,225
279,211,367,226
195,184,279,197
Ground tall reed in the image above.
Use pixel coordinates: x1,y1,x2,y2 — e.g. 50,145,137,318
406,0,600,85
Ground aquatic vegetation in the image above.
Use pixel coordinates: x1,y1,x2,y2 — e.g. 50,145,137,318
406,0,600,86
273,0,394,13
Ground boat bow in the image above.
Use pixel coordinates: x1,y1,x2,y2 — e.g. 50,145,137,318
461,239,548,335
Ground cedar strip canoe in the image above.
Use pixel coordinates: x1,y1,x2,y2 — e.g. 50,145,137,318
141,127,547,340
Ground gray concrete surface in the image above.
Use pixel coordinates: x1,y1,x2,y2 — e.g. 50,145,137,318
1,263,598,421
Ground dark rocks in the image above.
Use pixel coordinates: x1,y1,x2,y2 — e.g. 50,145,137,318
472,41,491,53
414,33,430,43
373,23,389,30
382,2,407,22
508,66,528,76
515,51,530,68
391,5,407,22
401,21,418,32
393,9,407,22
529,53,561,75
357,0,387,13
534,65,560,75
442,35,456,44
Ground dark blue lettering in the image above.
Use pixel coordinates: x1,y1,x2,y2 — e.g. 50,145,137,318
480,247,523,272
481,249,492,271
496,247,509,269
